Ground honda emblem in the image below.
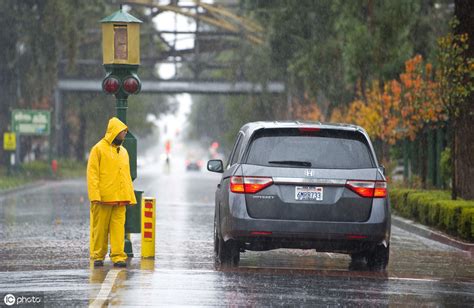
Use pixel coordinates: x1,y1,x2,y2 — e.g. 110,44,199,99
305,169,313,177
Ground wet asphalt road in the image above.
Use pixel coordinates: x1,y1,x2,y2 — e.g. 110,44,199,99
1,154,474,307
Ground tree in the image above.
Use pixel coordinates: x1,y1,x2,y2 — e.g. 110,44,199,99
331,55,444,165
335,0,420,89
0,0,100,163
0,1,174,163
187,0,453,161
398,55,444,141
240,0,447,117
437,10,474,199
248,0,348,117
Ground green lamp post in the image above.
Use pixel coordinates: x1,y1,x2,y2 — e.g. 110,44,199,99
101,6,143,257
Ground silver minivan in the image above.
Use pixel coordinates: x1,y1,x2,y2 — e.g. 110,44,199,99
208,122,391,270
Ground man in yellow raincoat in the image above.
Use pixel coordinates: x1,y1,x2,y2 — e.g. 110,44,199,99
87,117,137,268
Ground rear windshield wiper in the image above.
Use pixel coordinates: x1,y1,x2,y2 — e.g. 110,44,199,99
268,160,312,167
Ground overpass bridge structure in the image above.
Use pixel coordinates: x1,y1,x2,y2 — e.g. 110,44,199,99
57,79,285,95
53,0,287,157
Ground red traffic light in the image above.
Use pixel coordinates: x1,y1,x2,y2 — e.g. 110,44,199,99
123,77,140,94
102,77,120,94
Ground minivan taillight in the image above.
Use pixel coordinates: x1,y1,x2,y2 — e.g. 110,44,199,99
373,181,387,197
230,176,273,194
345,180,387,198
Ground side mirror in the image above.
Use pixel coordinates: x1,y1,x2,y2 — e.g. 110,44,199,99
207,159,224,173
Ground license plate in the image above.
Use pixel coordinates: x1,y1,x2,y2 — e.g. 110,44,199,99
295,186,323,201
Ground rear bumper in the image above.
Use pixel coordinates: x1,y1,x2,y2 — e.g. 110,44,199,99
233,237,383,253
221,197,391,253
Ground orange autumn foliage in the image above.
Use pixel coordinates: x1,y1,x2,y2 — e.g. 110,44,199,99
398,55,445,140
293,100,324,121
331,55,445,143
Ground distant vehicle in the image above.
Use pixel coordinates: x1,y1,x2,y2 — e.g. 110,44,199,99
208,122,391,270
186,158,203,171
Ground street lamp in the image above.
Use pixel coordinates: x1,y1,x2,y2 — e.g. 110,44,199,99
101,5,142,123
101,5,143,257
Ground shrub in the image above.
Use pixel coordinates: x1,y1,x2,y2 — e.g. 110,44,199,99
440,147,452,188
56,159,86,178
459,208,474,241
437,200,474,234
388,189,414,215
390,188,474,242
428,200,443,227
411,193,433,224
21,161,50,178
415,191,451,226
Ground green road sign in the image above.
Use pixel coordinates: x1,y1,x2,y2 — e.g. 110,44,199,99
12,109,51,136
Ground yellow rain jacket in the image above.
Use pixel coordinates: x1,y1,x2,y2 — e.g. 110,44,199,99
87,117,137,205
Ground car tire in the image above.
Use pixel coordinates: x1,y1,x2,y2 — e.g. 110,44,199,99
367,244,390,270
348,251,368,271
350,251,366,262
214,216,240,267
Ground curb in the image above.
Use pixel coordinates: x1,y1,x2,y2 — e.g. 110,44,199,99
392,214,474,256
0,180,47,197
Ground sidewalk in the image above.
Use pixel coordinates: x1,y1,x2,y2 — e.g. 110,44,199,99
392,214,474,256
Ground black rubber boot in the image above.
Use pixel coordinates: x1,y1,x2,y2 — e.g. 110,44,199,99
113,261,127,268
94,260,104,267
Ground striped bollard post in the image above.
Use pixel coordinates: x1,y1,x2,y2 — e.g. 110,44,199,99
141,197,156,258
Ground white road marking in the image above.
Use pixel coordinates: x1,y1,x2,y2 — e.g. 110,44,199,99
89,269,123,307
388,277,441,283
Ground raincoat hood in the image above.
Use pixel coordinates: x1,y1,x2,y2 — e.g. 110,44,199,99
104,117,128,144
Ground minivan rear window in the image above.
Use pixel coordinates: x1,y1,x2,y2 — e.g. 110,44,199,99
245,128,375,169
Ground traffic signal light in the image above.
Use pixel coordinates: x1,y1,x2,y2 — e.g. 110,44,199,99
102,76,120,94
123,76,140,95
102,74,141,95
211,141,219,149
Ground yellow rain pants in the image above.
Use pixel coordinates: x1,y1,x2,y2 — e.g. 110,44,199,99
90,202,127,263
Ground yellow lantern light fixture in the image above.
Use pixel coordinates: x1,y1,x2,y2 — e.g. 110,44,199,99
101,5,142,65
